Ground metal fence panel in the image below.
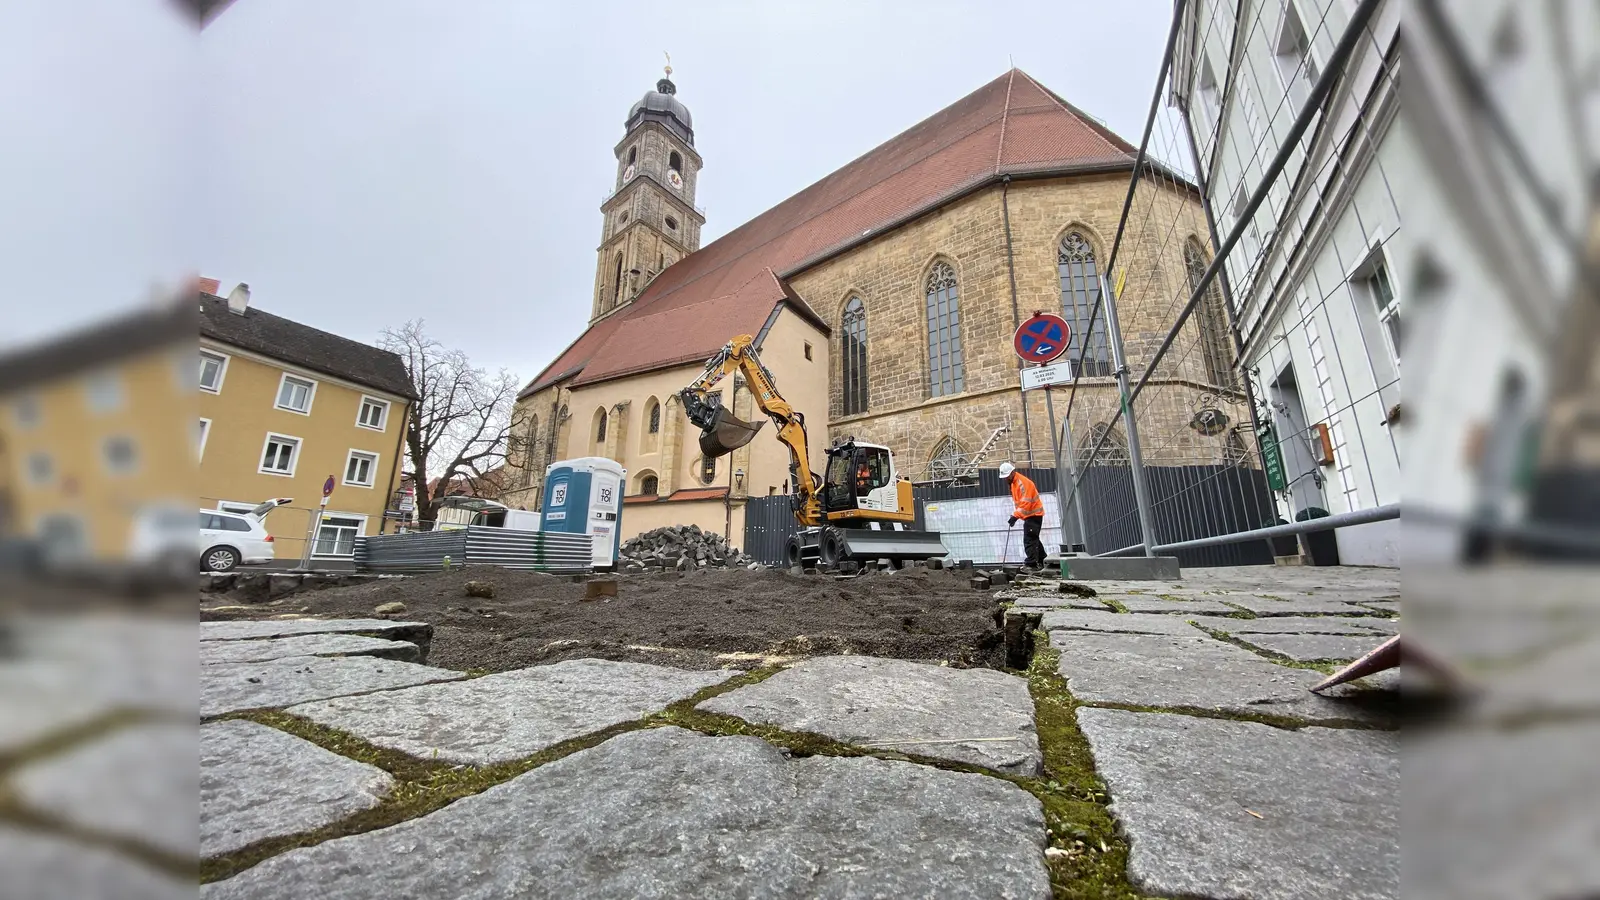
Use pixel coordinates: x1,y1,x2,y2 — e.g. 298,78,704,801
355,527,593,574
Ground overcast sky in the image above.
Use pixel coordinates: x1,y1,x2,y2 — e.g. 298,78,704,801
2,0,1169,382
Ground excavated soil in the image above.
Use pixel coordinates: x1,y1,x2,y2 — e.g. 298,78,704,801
200,566,1009,673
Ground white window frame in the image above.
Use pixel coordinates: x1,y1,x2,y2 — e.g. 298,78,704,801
85,370,123,413
274,372,318,415
343,449,379,488
199,349,230,394
355,395,390,432
312,512,368,558
198,418,212,461
1349,247,1401,367
1273,0,1320,110
12,394,41,430
102,435,138,476
25,452,54,486
259,432,303,477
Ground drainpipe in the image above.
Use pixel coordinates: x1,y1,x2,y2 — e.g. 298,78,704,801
1000,177,1034,459
383,398,409,533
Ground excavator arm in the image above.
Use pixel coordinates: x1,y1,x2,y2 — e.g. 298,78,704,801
679,335,822,526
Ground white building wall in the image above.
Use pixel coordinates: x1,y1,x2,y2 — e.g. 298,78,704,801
1177,0,1402,564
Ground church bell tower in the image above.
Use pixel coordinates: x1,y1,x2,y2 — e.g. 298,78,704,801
591,63,705,322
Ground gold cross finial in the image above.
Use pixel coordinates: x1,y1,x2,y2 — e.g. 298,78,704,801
663,51,672,77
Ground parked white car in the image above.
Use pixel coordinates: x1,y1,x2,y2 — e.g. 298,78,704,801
198,499,290,572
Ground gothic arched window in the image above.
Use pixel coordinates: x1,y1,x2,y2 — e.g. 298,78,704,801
925,262,965,397
1078,422,1130,468
1058,233,1112,377
1185,238,1237,389
627,146,637,166
647,399,661,434
638,471,658,495
594,408,608,445
840,297,868,415
611,253,625,305
928,436,969,482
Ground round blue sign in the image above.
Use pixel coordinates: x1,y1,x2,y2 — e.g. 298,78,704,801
1013,313,1072,364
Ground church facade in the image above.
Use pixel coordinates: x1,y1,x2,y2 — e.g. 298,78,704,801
502,69,1248,542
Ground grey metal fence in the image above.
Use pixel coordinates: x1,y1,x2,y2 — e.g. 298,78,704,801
355,526,594,574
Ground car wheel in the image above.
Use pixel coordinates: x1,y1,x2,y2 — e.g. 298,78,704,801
203,546,239,572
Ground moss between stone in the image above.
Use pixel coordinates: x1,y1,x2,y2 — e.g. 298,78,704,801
1023,639,1149,899
0,710,194,882
200,667,786,884
1100,597,1130,614
1187,624,1340,674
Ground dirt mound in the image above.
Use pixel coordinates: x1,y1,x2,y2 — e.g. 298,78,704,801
201,566,1007,673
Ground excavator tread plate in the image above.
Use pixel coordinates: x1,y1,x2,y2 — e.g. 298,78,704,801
835,528,948,560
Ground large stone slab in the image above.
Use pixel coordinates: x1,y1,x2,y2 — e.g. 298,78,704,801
0,617,195,740
0,824,189,900
200,619,431,645
12,722,194,859
201,656,466,717
290,659,733,765
1077,708,1397,899
1217,595,1384,617
202,720,394,857
1050,632,1392,724
200,726,1050,900
1190,615,1388,635
1110,596,1243,615
698,655,1040,774
1408,721,1600,900
200,633,421,666
1237,632,1384,663
1041,609,1205,636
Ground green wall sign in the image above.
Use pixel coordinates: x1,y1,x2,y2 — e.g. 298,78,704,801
1259,424,1288,492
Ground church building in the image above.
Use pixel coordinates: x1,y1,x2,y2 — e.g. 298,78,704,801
503,68,1247,541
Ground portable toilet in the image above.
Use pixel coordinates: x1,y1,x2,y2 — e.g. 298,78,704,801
541,457,626,569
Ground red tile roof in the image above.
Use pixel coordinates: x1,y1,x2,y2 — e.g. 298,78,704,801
523,69,1135,397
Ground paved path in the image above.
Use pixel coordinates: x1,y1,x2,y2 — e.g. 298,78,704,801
6,566,1416,899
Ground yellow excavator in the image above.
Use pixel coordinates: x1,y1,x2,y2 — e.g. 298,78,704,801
680,334,949,569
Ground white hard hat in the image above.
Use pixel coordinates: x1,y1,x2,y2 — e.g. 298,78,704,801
998,462,1016,479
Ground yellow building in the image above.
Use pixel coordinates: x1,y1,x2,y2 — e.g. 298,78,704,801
198,284,416,564
0,300,194,564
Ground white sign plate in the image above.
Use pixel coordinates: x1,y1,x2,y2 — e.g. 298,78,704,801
1020,361,1074,391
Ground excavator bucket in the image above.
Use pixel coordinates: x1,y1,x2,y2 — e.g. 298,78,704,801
699,407,765,458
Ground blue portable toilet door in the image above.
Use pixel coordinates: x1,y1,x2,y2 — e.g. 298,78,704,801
590,470,621,567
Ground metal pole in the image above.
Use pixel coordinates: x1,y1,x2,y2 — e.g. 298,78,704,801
1041,381,1068,556
1058,411,1091,552
1099,273,1159,557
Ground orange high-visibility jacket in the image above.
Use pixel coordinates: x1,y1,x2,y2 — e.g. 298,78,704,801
1010,472,1045,519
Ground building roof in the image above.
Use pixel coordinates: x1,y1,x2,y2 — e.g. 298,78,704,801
199,293,418,400
523,69,1136,397
0,299,194,396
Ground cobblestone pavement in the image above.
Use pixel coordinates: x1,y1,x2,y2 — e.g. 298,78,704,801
7,565,1421,899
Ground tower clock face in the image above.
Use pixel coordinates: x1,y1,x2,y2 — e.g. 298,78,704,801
623,164,636,181
668,169,683,190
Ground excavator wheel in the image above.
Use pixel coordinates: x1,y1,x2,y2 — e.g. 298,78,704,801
783,535,804,569
819,527,849,569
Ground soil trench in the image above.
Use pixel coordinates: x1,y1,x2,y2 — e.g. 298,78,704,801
200,567,1009,673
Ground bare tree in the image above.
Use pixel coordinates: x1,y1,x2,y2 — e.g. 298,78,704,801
380,320,520,522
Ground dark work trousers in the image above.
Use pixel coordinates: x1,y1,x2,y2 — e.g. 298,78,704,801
1021,514,1045,568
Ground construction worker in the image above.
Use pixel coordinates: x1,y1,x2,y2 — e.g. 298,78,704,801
1000,462,1046,570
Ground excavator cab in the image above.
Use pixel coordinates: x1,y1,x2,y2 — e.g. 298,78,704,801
822,443,894,513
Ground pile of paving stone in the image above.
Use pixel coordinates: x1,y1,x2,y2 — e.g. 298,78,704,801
618,525,760,573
